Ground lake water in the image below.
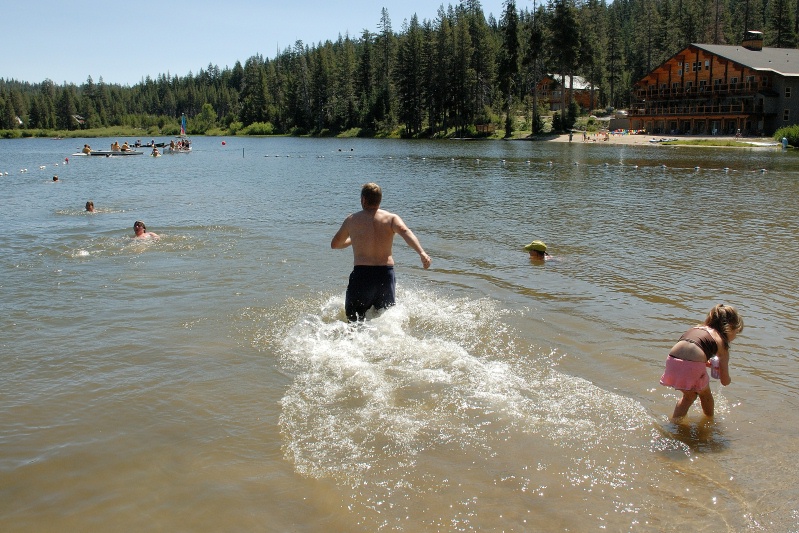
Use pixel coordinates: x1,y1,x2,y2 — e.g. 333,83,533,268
1,136,797,531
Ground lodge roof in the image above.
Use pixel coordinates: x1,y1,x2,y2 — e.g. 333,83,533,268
542,74,592,90
691,43,799,76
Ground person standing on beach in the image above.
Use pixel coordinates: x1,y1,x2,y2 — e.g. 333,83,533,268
660,304,743,420
331,182,431,321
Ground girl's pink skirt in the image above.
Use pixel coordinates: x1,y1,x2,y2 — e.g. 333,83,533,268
660,355,709,393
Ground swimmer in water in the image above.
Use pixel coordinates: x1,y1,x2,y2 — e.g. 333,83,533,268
132,220,159,240
523,240,550,262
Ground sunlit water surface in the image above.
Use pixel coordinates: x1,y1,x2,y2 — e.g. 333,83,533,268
1,136,797,531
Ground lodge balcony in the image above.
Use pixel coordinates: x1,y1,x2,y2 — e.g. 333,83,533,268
629,99,767,117
633,81,764,100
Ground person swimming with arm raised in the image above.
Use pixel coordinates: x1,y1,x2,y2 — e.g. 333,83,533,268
331,182,431,322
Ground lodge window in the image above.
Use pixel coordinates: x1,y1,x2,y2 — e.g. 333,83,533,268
786,87,792,98
784,109,791,121
678,69,683,76
699,80,707,92
705,60,710,69
692,62,701,72
762,76,768,86
672,82,680,90
731,77,738,84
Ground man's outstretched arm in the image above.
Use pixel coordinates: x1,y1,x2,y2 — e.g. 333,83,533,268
393,216,431,269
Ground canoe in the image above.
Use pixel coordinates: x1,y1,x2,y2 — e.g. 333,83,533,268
71,150,144,157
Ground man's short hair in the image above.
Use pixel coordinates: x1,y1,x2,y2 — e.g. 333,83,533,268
361,182,382,208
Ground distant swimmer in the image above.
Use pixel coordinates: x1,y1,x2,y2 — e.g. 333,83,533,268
132,220,159,240
85,201,95,212
523,240,551,262
52,175,59,182
331,182,431,321
660,304,743,420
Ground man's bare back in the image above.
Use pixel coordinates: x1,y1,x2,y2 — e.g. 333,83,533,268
331,185,430,269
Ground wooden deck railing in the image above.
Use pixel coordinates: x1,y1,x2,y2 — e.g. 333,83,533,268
633,81,763,100
628,101,760,116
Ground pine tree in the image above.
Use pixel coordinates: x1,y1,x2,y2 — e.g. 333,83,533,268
431,7,455,135
396,14,426,135
55,87,77,130
551,0,581,130
0,95,15,129
499,0,520,137
766,0,798,47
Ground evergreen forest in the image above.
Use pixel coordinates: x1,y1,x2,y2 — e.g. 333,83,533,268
2,0,797,138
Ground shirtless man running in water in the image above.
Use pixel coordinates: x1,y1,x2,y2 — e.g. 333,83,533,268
331,182,431,321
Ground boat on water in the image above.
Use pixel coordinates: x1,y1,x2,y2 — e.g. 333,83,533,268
167,114,192,153
167,139,192,153
71,150,144,157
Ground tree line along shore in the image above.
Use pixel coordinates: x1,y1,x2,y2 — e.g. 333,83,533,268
3,0,799,141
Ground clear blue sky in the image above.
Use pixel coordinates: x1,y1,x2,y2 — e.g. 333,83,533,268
4,0,510,86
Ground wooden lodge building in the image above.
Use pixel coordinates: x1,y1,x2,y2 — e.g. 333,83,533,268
630,32,799,136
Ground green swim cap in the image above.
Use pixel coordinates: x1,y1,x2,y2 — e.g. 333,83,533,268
524,240,547,252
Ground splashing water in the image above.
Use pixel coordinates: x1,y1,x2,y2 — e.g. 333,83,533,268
256,288,671,530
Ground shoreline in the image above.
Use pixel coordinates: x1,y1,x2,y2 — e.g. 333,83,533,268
548,132,781,147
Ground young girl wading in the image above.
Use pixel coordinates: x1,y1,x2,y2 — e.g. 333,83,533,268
660,304,744,420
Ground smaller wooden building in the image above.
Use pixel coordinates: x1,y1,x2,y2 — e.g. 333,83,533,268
536,75,593,113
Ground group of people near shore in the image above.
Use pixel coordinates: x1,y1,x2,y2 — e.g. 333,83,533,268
80,141,137,154
169,138,191,151
331,182,742,422
109,141,133,152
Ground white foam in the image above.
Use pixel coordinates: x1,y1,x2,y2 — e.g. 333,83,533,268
267,289,653,486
